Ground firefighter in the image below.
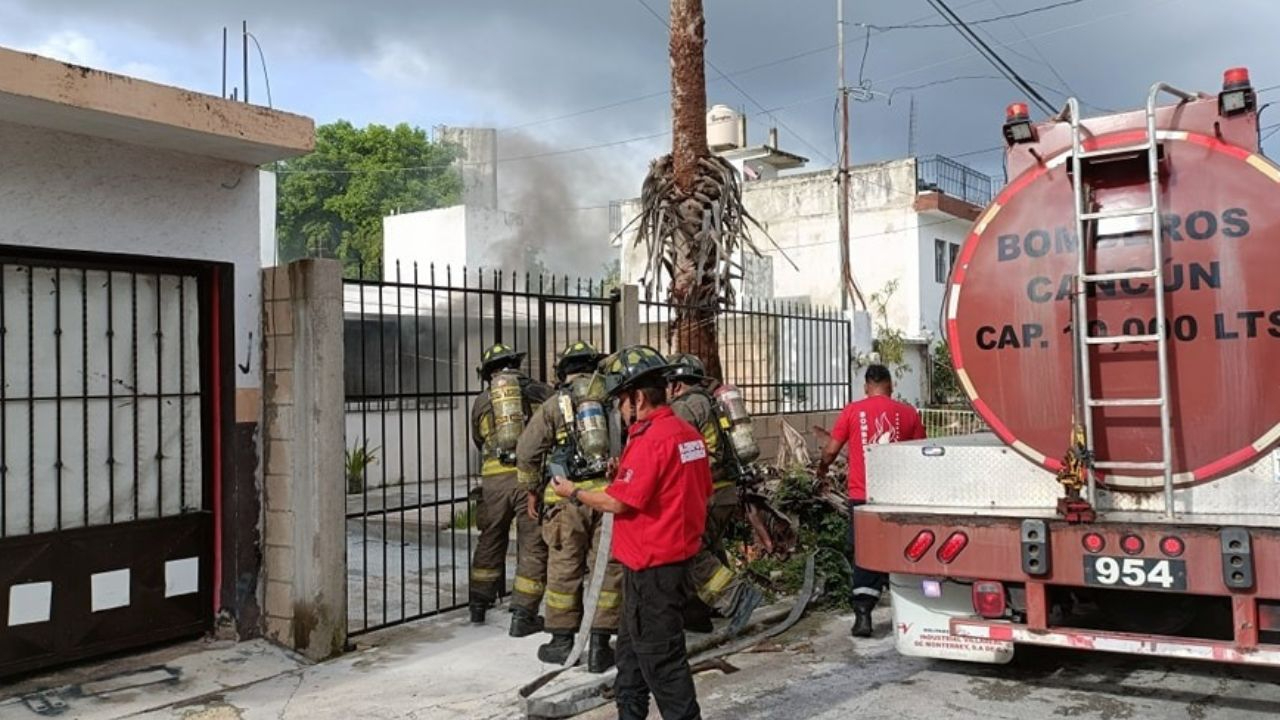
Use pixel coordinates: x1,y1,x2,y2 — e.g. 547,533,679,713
515,340,623,673
666,353,763,634
468,343,554,637
817,363,927,637
550,345,709,720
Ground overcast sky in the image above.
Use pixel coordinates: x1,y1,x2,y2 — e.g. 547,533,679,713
3,0,1276,273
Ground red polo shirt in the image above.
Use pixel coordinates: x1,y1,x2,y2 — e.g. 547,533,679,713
606,406,712,571
832,394,926,501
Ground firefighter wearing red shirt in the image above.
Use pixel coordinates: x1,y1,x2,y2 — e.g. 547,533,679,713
551,345,709,720
817,363,926,638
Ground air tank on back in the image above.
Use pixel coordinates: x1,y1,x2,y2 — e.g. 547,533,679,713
488,370,525,458
945,69,1280,489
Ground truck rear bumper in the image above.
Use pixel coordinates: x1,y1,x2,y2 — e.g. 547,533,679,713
861,510,1280,663
854,510,1280,599
951,619,1280,666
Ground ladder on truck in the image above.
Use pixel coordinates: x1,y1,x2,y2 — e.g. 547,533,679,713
1066,84,1195,520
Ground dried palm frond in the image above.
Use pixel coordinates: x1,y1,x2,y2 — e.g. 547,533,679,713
631,154,780,310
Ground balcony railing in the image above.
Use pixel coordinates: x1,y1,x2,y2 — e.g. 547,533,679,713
916,155,993,207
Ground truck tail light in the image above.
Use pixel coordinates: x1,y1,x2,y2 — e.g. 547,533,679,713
1159,536,1185,558
1121,534,1144,555
972,581,1006,618
904,530,936,562
937,531,969,564
1082,532,1105,554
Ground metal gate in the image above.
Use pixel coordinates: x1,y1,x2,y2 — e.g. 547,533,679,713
343,266,616,635
0,250,212,677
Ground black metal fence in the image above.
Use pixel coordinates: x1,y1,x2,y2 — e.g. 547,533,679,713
343,264,615,635
343,267,854,634
916,154,994,207
639,298,853,415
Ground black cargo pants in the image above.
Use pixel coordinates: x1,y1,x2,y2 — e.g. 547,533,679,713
848,499,888,611
614,560,702,720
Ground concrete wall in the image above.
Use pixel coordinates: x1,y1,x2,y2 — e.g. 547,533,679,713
752,411,843,467
915,210,972,340
0,121,268,395
383,206,526,279
0,119,274,636
262,261,346,661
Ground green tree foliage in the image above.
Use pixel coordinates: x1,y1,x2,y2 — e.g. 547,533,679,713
866,279,910,379
275,121,462,278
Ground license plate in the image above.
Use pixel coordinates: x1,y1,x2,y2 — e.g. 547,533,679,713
1083,556,1187,591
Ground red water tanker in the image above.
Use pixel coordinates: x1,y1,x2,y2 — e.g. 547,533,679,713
946,73,1280,489
857,72,1280,670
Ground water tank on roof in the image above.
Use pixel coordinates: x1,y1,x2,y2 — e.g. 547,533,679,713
707,104,745,152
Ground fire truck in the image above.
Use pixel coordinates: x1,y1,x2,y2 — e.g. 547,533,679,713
854,68,1280,665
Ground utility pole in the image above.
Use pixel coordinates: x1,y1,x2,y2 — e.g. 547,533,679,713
837,0,852,313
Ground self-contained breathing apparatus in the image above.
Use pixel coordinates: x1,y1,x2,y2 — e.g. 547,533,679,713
544,375,612,484
489,369,526,466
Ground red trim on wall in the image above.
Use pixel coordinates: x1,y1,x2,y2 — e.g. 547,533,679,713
210,266,223,616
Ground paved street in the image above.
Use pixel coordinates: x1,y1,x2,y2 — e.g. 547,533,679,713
578,613,1280,720
6,606,1280,720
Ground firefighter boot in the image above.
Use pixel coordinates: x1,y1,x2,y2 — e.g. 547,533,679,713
726,584,765,636
537,632,575,665
509,607,545,638
851,608,873,638
469,602,488,625
588,631,615,674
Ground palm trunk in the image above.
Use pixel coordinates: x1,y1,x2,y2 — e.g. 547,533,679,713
668,0,722,381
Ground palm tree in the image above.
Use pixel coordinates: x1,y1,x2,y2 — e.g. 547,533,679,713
632,0,766,381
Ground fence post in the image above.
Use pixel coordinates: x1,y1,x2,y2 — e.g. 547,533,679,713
616,283,641,348
261,259,347,661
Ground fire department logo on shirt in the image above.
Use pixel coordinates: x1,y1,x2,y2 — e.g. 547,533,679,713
678,440,707,464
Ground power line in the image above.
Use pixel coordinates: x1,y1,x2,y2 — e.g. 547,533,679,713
871,0,1179,90
503,0,1065,134
632,0,835,164
924,0,1058,115
987,0,1086,106
866,0,1091,30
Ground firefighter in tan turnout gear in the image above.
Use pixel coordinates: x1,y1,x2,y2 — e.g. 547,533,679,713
516,341,623,673
666,353,763,634
469,343,554,637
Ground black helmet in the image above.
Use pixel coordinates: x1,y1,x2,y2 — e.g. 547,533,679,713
601,345,675,397
556,340,606,381
478,343,526,381
667,353,707,383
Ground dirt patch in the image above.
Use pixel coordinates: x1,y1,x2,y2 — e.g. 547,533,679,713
1053,692,1137,720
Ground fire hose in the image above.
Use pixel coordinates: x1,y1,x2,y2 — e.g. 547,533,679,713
519,554,817,719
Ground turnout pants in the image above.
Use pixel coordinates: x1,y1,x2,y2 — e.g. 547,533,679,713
469,471,548,614
687,485,746,614
542,501,623,632
615,561,702,720
848,499,887,611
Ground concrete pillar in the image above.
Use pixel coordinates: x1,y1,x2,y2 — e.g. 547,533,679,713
261,259,346,661
616,283,641,347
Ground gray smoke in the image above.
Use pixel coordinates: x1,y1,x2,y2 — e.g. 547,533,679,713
496,131,624,280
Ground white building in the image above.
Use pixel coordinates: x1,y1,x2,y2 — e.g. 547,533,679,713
382,205,526,279
614,108,990,404
0,46,312,673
